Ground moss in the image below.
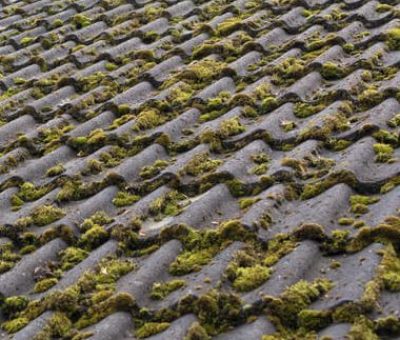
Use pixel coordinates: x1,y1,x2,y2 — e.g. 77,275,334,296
133,109,165,131
84,159,103,174
56,180,82,202
388,113,400,128
33,278,58,293
134,323,170,338
386,28,400,50
181,153,222,176
79,224,108,249
20,36,34,45
350,195,379,214
232,264,271,292
294,102,325,118
219,117,245,138
36,312,72,338
373,143,394,163
60,247,89,271
272,58,305,83
358,87,383,108
194,290,242,335
184,322,210,340
72,14,92,28
1,317,29,333
260,96,278,113
46,164,65,177
112,191,140,207
338,217,355,225
239,197,260,210
2,296,29,317
381,244,400,292
348,316,378,339
298,309,332,330
31,204,65,226
139,160,169,179
169,247,217,276
320,62,345,80
150,279,186,300
149,190,187,220
17,182,48,202
267,278,333,327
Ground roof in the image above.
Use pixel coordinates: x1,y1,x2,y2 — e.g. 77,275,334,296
0,0,399,338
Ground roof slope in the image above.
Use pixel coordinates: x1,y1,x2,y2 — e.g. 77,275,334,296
0,0,399,338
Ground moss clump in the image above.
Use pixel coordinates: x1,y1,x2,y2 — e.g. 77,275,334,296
373,143,394,163
184,322,210,340
133,109,164,131
1,317,29,333
381,244,400,292
149,190,187,220
33,278,58,293
60,247,89,271
150,279,186,300
293,102,325,118
72,14,92,28
388,113,400,128
250,152,270,175
358,87,383,108
298,309,332,330
112,191,140,207
320,62,345,80
386,28,400,50
46,164,65,177
350,195,379,215
181,153,222,177
268,279,333,327
219,117,245,138
2,296,29,317
176,59,226,86
79,224,108,249
338,217,355,225
17,182,48,202
31,204,65,226
135,322,170,338
169,247,217,276
194,290,242,335
36,312,72,338
139,160,169,179
232,264,271,292
239,197,260,210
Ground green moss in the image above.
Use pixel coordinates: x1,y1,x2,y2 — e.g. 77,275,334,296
46,164,65,177
348,316,378,339
149,190,187,220
381,245,400,292
184,321,210,340
31,204,65,226
2,296,29,317
36,312,72,338
381,176,400,193
169,247,217,276
135,322,170,338
298,309,331,330
20,36,34,46
79,224,108,249
386,28,400,50
133,109,165,131
219,117,245,138
320,62,345,80
350,195,379,214
112,191,140,207
358,87,383,108
1,317,29,333
373,143,394,163
239,197,260,210
60,247,89,271
72,14,92,28
17,182,48,202
150,279,186,300
232,264,271,292
260,96,279,113
338,217,355,225
33,278,58,293
388,113,400,128
268,279,333,327
194,290,242,335
294,102,325,118
181,153,222,176
139,160,169,179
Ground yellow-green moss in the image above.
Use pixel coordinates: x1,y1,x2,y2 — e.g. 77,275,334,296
294,102,325,118
320,62,345,80
33,278,58,293
184,321,210,340
1,317,29,333
79,225,108,249
150,279,186,300
139,160,169,179
169,247,217,276
350,195,379,215
373,143,394,163
232,264,271,292
60,247,89,271
239,197,260,210
31,204,65,226
219,117,245,138
2,296,29,317
386,28,400,50
182,153,222,176
46,164,65,177
149,190,187,220
112,191,140,207
135,322,170,338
